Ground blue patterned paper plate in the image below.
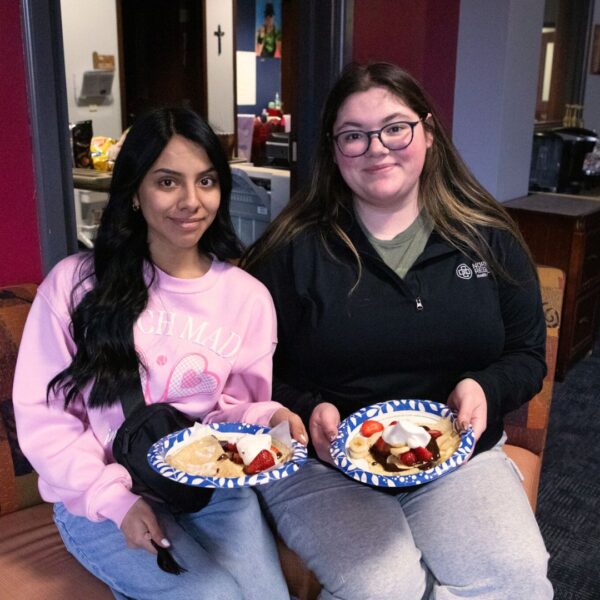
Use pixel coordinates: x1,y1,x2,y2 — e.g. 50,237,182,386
330,399,475,488
148,422,308,489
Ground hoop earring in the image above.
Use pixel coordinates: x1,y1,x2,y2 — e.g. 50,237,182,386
132,203,140,212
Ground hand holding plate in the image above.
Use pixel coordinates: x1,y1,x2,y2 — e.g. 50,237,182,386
270,407,308,445
446,378,487,441
310,402,340,464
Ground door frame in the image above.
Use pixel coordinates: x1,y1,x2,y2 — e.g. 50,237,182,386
21,0,78,274
282,0,353,193
115,0,211,131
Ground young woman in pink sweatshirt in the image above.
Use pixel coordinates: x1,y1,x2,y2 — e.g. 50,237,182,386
13,108,305,600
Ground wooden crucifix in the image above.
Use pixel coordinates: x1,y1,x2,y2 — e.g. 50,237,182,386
214,25,225,55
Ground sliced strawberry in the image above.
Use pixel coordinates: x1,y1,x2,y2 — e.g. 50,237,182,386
400,450,417,466
360,420,384,437
244,449,275,475
414,446,433,462
427,430,442,439
389,420,398,426
225,442,238,452
373,436,390,454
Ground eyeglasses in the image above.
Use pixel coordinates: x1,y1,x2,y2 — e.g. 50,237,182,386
331,119,425,157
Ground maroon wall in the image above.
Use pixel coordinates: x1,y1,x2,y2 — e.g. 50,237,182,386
352,0,461,133
0,0,42,286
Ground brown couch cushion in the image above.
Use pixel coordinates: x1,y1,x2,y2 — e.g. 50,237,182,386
277,538,320,600
503,444,541,511
0,285,43,516
0,502,113,599
504,266,564,455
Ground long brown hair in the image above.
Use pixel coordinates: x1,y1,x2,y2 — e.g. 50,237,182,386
242,62,533,281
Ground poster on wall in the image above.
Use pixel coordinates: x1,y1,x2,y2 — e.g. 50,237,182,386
255,0,282,58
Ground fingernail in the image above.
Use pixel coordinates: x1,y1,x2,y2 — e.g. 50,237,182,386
161,538,171,548
299,434,307,444
328,432,337,442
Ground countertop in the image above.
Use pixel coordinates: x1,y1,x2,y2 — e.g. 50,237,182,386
504,192,600,217
72,168,112,192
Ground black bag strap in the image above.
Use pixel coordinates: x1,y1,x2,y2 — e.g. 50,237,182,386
119,371,146,418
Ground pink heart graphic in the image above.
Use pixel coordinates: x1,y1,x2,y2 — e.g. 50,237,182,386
165,353,221,399
181,369,203,388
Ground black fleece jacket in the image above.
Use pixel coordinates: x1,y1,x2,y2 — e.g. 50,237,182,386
250,215,546,457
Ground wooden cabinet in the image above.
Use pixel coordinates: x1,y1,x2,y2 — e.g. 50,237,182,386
504,193,600,380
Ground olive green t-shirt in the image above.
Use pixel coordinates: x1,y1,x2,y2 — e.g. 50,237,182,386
357,209,434,278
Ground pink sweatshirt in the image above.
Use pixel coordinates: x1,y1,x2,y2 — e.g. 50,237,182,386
13,253,282,527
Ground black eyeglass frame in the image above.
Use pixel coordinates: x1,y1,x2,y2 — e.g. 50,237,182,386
331,117,426,157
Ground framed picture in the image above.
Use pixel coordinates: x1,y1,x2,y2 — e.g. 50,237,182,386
591,25,600,74
255,0,282,59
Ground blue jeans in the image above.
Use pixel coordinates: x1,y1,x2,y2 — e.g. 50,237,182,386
257,439,553,600
54,488,290,600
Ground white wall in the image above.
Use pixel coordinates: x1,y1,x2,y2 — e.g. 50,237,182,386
60,0,122,139
205,0,235,134
584,0,600,134
453,0,545,201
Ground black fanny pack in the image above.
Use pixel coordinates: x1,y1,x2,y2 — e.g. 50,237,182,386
112,379,213,513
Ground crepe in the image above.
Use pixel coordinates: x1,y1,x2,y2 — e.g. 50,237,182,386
347,417,461,476
166,434,226,476
166,433,291,478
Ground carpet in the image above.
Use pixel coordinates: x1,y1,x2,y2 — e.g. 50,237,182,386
537,329,600,599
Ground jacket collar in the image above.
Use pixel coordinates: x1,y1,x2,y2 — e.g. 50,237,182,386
333,204,457,268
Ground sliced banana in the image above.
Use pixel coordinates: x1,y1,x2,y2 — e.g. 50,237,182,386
347,435,370,459
389,444,410,456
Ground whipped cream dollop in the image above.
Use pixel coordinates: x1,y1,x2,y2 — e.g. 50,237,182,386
236,433,272,465
381,421,431,448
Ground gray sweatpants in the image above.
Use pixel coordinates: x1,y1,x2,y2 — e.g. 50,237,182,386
257,437,553,600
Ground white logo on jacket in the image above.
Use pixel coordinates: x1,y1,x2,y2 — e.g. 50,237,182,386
472,261,489,277
456,261,489,280
456,264,473,279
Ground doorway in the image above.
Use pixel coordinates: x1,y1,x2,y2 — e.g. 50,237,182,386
117,0,207,130
534,0,594,127
530,0,597,195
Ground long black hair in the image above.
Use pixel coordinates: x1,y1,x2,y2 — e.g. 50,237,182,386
49,108,242,410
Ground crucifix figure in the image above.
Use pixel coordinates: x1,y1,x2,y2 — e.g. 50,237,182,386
214,25,225,55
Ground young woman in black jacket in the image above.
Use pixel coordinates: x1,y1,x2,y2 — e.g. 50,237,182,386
243,62,552,599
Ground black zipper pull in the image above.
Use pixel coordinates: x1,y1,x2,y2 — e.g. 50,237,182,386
415,297,424,311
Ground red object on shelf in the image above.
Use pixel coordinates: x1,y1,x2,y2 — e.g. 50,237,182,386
252,117,284,165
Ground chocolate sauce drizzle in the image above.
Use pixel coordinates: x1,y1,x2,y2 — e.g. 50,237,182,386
369,426,441,473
